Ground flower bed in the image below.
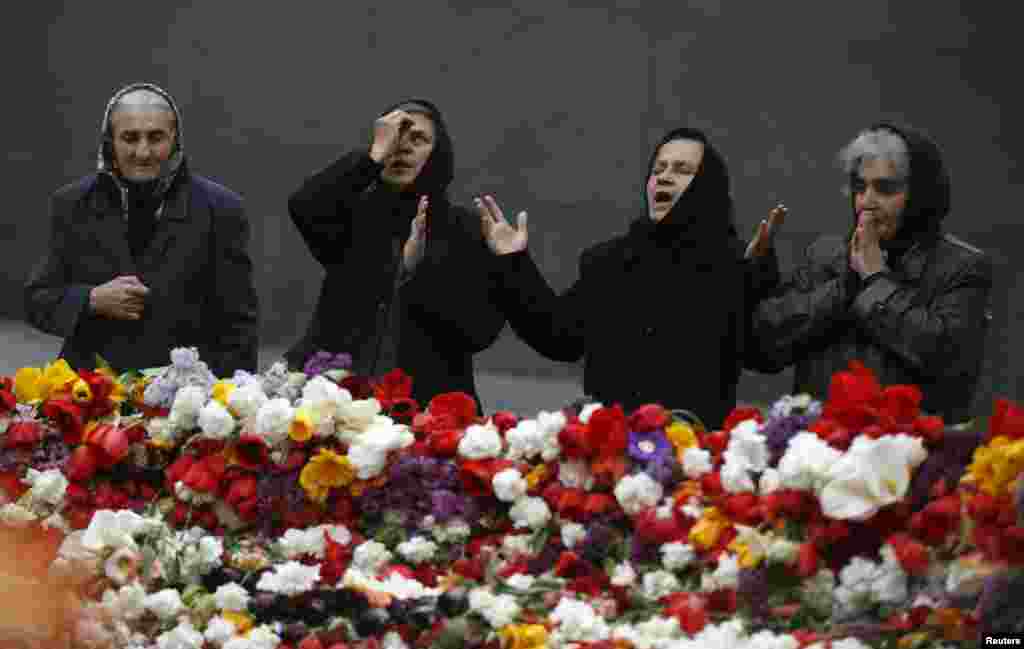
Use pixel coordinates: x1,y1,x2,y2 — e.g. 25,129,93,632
0,350,1022,648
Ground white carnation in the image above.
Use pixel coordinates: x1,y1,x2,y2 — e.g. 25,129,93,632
721,458,757,494
777,432,842,491
611,562,638,587
335,398,382,440
223,625,280,649
643,570,682,599
561,522,588,549
254,398,294,445
24,467,69,506
550,597,610,644
214,583,250,612
353,540,393,573
256,561,320,596
198,400,236,439
204,616,238,646
382,631,410,649
227,382,269,420
469,589,521,628
726,419,769,472
458,422,503,459
505,574,536,590
492,468,528,502
502,533,537,558
505,419,544,461
82,509,151,552
144,588,185,621
397,536,438,564
759,468,782,495
614,472,663,515
766,538,800,566
156,620,205,649
661,542,696,571
537,410,568,462
702,553,741,591
509,496,552,530
682,447,713,479
171,385,207,421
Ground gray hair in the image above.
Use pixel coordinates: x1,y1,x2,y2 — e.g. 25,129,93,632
838,128,909,194
110,88,176,122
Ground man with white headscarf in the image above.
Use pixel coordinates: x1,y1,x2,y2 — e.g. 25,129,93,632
24,82,259,377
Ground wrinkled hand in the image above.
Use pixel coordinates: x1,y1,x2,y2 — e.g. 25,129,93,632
744,203,786,259
403,195,429,272
477,195,528,255
850,215,887,279
369,109,415,163
89,275,149,320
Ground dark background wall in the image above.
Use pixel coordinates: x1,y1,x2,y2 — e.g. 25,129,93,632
8,2,1020,410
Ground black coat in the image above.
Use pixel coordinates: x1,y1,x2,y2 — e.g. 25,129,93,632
284,150,505,407
493,241,776,429
24,172,260,378
751,123,993,423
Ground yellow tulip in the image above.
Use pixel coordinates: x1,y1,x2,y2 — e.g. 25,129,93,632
690,507,731,551
222,610,254,634
13,367,44,403
666,421,699,452
289,406,316,443
498,624,549,649
72,378,93,404
525,464,550,490
42,359,77,396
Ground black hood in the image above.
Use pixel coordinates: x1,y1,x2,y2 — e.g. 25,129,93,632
852,122,950,244
632,127,738,248
379,98,455,199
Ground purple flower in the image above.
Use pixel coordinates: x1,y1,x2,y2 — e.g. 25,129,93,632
627,429,672,464
642,453,678,486
302,351,353,377
762,413,817,465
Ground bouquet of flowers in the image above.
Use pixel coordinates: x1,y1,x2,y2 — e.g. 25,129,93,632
0,350,1020,649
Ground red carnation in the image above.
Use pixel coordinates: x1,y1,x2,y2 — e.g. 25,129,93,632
559,422,594,459
386,397,420,425
629,404,671,433
722,493,762,525
373,368,413,410
0,469,28,500
702,429,730,457
582,492,619,520
183,454,228,494
554,551,594,579
83,423,132,467
3,421,43,448
427,429,463,457
796,542,818,577
458,458,513,498
587,405,628,458
634,508,687,545
339,375,374,400
910,494,961,546
233,434,269,470
0,381,16,415
886,533,930,575
491,411,519,434
721,406,763,433
662,592,708,634
989,398,1024,442
426,392,478,429
912,415,945,444
553,487,587,521
823,360,882,429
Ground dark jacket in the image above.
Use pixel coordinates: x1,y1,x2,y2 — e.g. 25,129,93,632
752,123,992,423
24,172,260,378
285,99,505,407
24,82,258,379
493,128,779,429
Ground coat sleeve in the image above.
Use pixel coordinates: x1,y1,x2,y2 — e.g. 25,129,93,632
850,252,993,379
23,192,95,338
203,195,260,377
491,249,587,363
740,245,782,372
749,237,861,372
288,150,384,266
401,211,506,353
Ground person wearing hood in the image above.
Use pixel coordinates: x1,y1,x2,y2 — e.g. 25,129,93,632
284,99,505,408
752,123,993,424
477,128,784,430
24,83,259,378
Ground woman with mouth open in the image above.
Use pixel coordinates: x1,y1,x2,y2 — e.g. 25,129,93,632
284,99,505,410
478,127,784,429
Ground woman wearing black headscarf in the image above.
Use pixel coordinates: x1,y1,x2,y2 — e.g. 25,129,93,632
478,128,782,429
285,99,505,408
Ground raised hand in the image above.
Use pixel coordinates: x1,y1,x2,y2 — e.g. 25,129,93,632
850,214,887,279
745,203,787,259
369,109,415,163
403,195,429,272
476,195,528,255
89,275,149,320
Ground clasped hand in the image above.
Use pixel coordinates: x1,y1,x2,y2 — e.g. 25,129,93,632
90,275,149,320
849,213,888,279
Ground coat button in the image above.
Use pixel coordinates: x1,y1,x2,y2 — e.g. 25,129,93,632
378,301,387,313
644,326,655,336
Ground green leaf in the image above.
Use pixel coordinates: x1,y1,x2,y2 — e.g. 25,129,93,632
94,354,114,371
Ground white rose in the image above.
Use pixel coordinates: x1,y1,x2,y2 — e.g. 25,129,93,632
777,432,843,491
820,434,927,520
82,509,149,552
171,384,207,419
335,398,382,440
492,468,528,503
458,422,503,459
